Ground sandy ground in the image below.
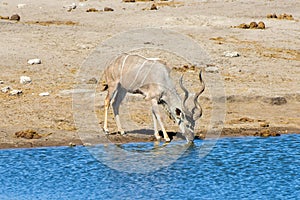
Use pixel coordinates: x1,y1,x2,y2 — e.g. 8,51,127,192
0,0,299,149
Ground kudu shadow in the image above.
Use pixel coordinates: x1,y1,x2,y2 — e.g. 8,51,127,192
110,129,186,141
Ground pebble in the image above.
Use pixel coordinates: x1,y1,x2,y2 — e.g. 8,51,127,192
257,21,265,29
150,4,158,10
270,96,287,105
224,51,240,57
104,7,114,12
0,80,4,84
1,86,10,93
20,76,31,84
28,58,41,65
10,89,22,96
69,142,76,147
17,4,26,8
39,92,50,96
87,77,98,84
205,66,219,73
0,16,9,20
64,3,76,12
10,14,20,21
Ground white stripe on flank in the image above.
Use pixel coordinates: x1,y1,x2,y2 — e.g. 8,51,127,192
129,59,149,89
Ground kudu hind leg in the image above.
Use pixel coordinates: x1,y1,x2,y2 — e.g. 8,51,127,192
103,92,110,134
111,87,127,135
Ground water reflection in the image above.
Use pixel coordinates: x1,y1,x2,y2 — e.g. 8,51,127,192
87,140,196,173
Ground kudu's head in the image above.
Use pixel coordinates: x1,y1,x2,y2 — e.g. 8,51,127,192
174,71,205,142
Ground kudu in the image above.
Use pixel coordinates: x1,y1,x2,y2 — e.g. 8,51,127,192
101,53,205,142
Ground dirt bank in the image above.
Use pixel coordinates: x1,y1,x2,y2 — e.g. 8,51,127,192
0,0,299,149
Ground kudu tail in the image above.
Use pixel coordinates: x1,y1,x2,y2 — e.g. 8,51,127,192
100,80,108,91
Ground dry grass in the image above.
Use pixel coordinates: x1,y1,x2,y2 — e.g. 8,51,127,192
24,20,78,26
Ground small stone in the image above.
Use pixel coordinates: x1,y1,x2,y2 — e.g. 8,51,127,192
39,92,50,96
249,21,258,29
260,122,270,127
267,13,277,18
224,51,240,57
0,80,4,84
1,86,10,93
10,14,20,21
257,21,265,29
86,8,99,12
64,3,76,11
15,129,41,139
278,13,294,20
69,142,76,147
28,58,41,65
259,129,271,137
150,4,157,10
9,89,22,96
87,77,98,84
17,4,26,8
237,23,249,29
0,16,9,20
270,96,287,105
20,76,31,84
104,7,114,11
205,66,219,73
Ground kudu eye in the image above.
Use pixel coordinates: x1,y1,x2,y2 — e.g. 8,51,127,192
175,108,182,117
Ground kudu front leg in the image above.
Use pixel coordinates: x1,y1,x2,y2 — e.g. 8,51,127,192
151,99,171,142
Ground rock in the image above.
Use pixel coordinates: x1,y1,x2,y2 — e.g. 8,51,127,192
278,13,294,20
10,14,20,21
69,142,76,147
224,51,240,57
87,77,98,84
1,86,10,93
205,66,219,73
257,21,265,29
64,3,76,12
28,58,41,65
77,43,93,49
270,96,287,105
260,122,270,127
17,4,26,8
267,13,277,18
249,21,258,29
20,76,31,84
39,92,50,96
0,16,9,20
259,129,271,137
237,23,249,29
86,8,99,12
150,4,158,10
9,89,22,96
0,80,4,84
15,129,42,139
104,7,114,11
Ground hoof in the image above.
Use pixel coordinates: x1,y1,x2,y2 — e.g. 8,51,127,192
165,138,171,143
120,131,126,135
103,128,110,135
154,133,161,141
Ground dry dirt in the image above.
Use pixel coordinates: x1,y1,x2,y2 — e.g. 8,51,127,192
0,0,299,149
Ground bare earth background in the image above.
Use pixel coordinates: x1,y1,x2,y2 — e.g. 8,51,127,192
0,0,299,149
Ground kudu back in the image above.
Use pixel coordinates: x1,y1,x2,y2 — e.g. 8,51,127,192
102,53,205,142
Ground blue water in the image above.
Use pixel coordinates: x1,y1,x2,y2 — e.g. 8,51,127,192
0,134,299,200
